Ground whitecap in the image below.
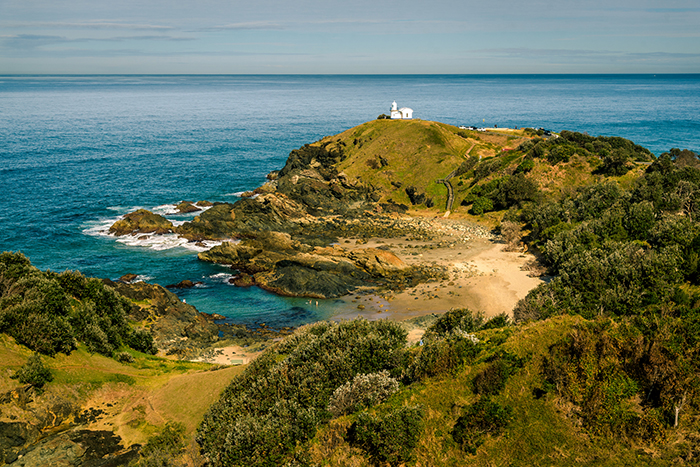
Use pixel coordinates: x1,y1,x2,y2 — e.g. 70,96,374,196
82,216,122,237
224,192,246,197
152,204,178,215
134,274,153,282
209,272,236,285
115,233,191,251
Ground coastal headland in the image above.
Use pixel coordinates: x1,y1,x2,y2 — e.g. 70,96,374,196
109,119,547,324
8,116,700,466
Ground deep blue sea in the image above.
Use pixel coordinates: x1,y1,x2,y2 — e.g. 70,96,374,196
2,74,699,328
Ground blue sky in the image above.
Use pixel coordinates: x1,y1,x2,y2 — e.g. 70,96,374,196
1,0,699,74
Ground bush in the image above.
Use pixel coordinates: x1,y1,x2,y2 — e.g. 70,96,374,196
347,405,424,466
407,337,479,381
472,359,511,396
115,351,135,364
0,253,145,357
423,308,484,341
137,422,186,467
128,328,158,355
328,371,400,417
470,197,493,215
514,157,535,174
11,353,53,388
197,319,409,467
452,399,512,454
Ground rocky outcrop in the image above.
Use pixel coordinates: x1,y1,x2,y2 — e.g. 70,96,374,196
175,201,201,213
108,210,174,236
0,383,139,467
405,186,434,208
198,232,420,298
174,203,237,241
106,280,219,354
165,279,202,289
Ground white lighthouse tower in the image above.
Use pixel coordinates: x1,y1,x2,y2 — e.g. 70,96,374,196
390,101,413,119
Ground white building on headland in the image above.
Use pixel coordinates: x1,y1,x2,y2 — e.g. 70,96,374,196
390,101,413,119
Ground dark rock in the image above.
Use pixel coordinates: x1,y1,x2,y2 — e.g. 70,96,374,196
108,210,174,236
11,430,139,467
175,203,238,241
118,274,138,283
232,273,254,287
165,280,202,289
199,233,413,299
196,200,213,207
175,201,201,213
405,186,427,206
105,280,219,354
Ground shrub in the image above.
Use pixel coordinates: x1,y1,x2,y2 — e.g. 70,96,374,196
470,197,493,215
481,313,510,330
347,405,424,466
115,351,135,364
197,319,409,467
472,359,511,396
423,308,484,341
138,422,186,467
407,336,479,381
128,328,158,355
514,157,535,174
328,371,400,417
11,352,53,388
452,399,512,454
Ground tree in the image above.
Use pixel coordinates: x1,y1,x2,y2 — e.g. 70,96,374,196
11,353,53,388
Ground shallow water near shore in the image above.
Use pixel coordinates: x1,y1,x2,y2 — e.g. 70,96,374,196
2,74,700,328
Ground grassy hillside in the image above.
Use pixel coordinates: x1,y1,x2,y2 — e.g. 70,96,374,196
0,332,242,464
317,120,529,209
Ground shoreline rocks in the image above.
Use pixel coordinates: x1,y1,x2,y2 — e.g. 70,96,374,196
108,209,174,236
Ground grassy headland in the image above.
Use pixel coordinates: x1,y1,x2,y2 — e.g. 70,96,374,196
3,119,700,466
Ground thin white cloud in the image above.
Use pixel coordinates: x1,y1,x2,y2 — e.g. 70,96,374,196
0,21,173,31
204,21,284,31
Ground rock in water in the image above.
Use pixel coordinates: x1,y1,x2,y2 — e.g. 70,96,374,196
118,273,138,283
175,201,201,213
109,209,174,236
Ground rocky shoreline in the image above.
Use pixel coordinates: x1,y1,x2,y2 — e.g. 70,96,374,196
108,139,496,301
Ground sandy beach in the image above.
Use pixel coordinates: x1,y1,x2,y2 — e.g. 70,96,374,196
331,217,545,323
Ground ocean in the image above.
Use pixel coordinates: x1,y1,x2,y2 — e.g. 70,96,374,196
2,74,699,328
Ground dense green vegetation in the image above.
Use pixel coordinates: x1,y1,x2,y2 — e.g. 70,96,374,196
196,309,512,466
457,131,654,216
0,251,156,357
196,142,700,465
10,352,53,389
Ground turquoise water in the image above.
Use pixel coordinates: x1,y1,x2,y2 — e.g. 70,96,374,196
2,74,699,327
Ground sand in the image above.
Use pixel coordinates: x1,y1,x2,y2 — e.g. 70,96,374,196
331,227,545,323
